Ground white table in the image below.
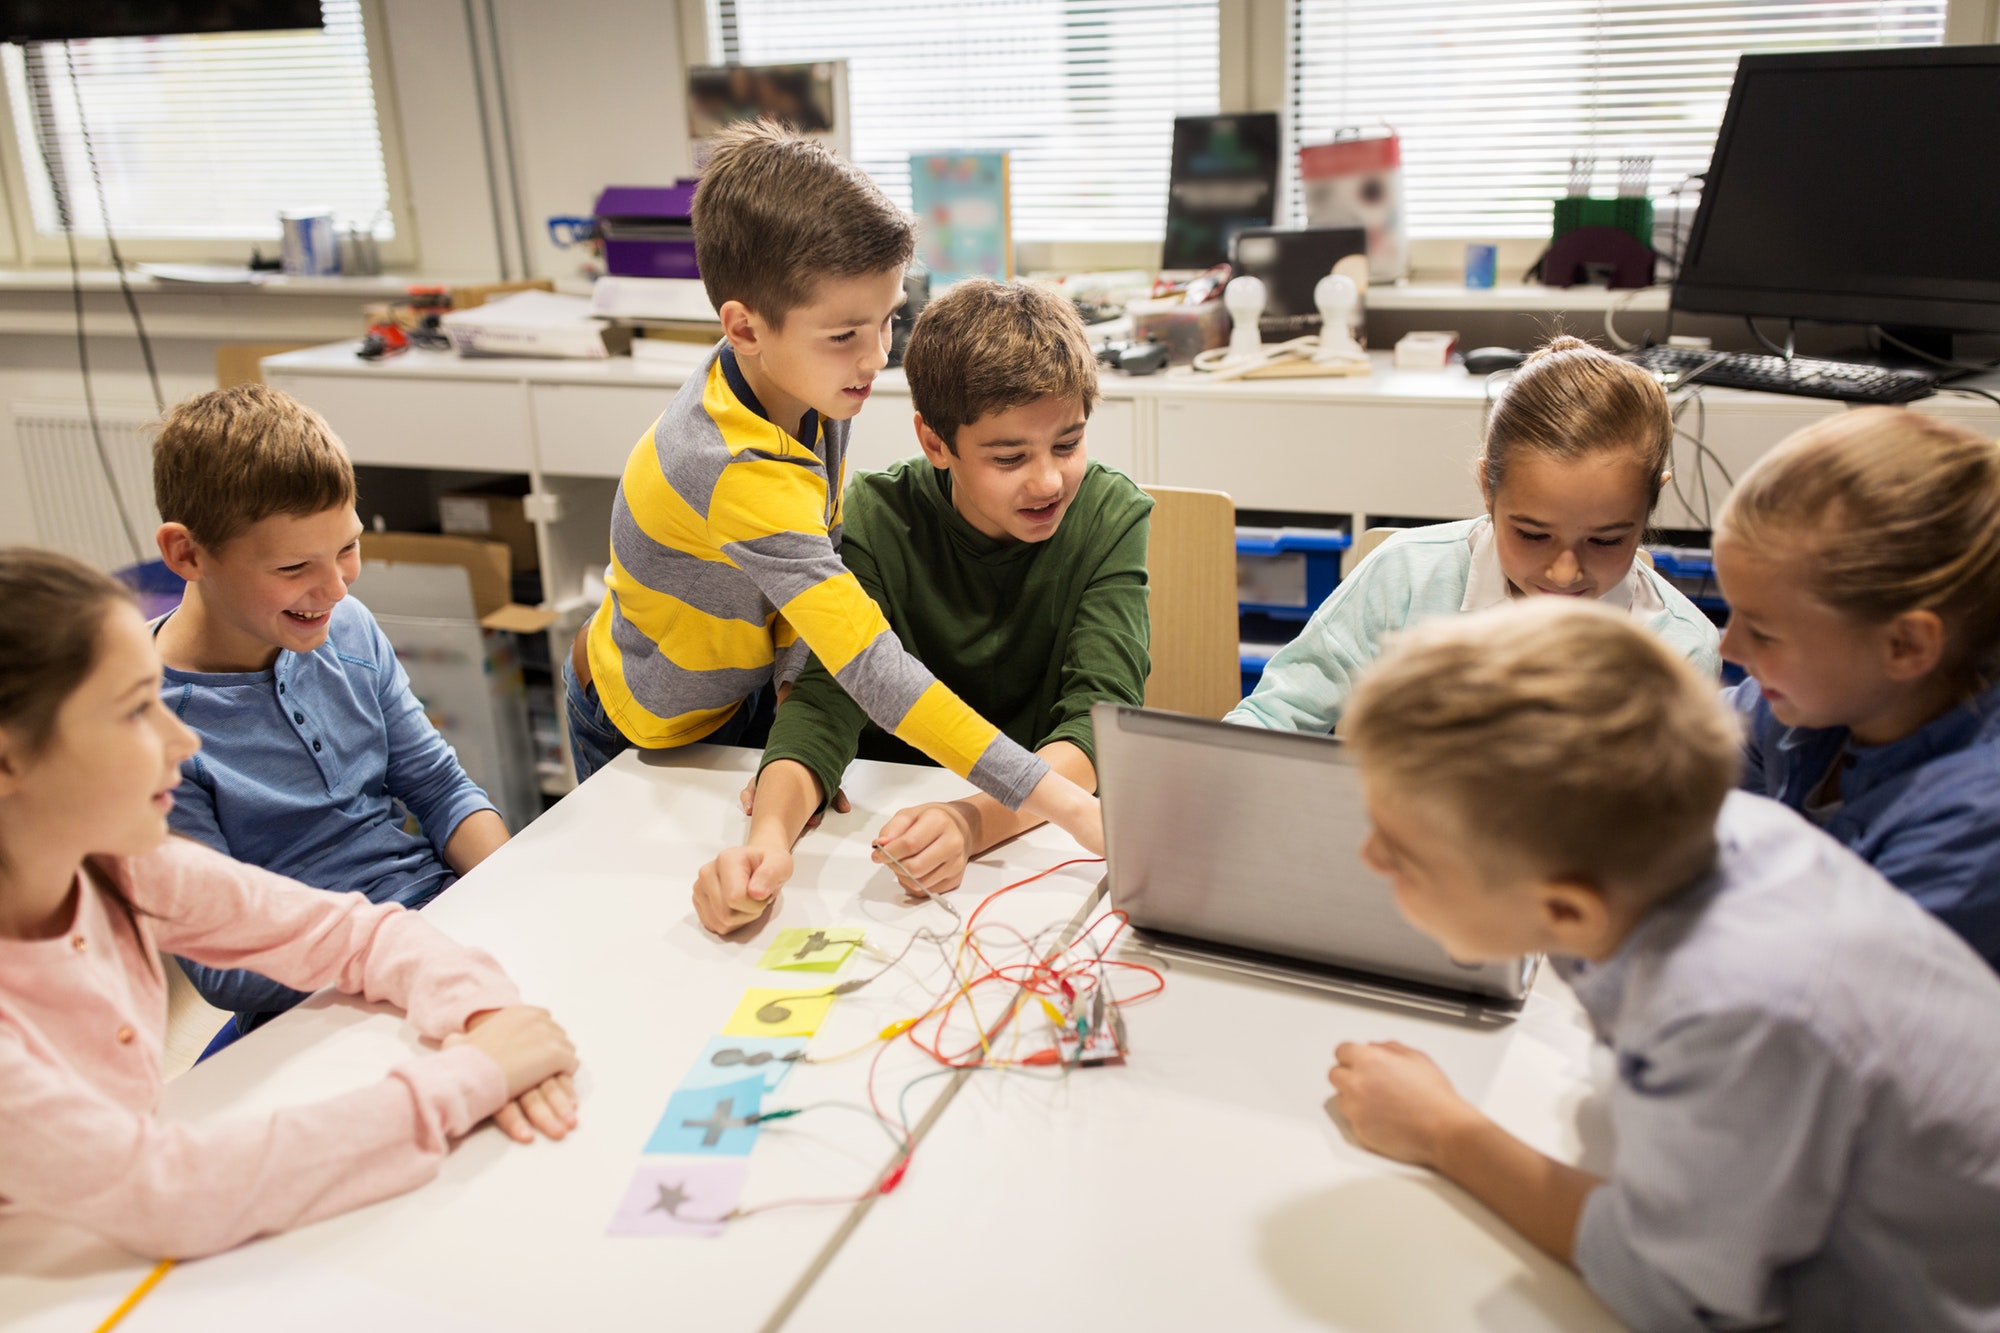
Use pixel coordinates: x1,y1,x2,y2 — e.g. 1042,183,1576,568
0,747,1612,1332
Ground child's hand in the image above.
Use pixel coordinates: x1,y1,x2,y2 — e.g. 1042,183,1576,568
872,802,979,895
693,844,791,934
740,778,849,832
448,1006,579,1118
492,1072,579,1144
1327,1040,1483,1169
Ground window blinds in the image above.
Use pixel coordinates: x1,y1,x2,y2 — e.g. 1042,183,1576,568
1289,0,1947,238
707,0,1220,242
4,0,395,243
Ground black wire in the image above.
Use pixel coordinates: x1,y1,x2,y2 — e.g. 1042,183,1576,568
1872,326,2000,376
65,40,163,416
1744,315,1795,365
33,43,144,564
1941,385,2000,411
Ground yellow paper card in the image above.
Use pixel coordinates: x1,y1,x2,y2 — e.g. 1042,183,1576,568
722,987,838,1039
758,926,864,973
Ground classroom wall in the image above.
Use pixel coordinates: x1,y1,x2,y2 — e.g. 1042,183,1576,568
0,0,697,553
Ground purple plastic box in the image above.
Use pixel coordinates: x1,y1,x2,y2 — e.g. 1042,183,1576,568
595,182,700,280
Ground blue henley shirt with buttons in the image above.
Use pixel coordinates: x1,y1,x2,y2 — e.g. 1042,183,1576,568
156,596,497,1013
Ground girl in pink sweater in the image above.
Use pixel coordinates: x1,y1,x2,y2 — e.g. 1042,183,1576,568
0,548,580,1259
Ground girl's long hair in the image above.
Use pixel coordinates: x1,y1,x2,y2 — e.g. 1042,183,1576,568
0,547,154,944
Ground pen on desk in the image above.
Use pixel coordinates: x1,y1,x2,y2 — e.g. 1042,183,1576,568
94,1259,174,1333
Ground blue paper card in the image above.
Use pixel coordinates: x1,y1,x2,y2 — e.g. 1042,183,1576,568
643,1074,765,1156
682,1035,807,1095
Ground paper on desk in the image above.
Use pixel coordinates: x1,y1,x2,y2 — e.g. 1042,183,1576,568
722,987,838,1038
643,1075,765,1155
757,926,864,973
589,275,718,322
438,290,620,359
607,1160,746,1237
681,1035,807,1094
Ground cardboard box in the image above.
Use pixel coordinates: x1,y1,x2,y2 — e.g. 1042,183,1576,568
216,342,314,388
449,278,556,311
438,481,539,574
360,533,556,633
355,535,548,829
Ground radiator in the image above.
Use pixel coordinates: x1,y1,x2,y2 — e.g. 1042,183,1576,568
14,403,160,571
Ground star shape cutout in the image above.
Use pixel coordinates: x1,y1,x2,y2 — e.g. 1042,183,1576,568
647,1181,692,1216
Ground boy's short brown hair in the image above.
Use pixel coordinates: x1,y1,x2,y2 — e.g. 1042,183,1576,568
692,120,914,328
152,384,356,550
902,278,1098,454
1345,600,1739,901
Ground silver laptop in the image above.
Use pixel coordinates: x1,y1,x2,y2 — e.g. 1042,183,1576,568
1093,703,1537,1011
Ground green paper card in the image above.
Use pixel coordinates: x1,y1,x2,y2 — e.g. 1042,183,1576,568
758,926,864,973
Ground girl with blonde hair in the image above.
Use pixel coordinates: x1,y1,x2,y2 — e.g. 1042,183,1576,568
1714,406,2000,967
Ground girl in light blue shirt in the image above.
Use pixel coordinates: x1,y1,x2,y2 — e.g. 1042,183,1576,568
1229,336,1719,734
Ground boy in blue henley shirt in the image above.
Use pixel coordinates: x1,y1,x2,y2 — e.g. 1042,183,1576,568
149,385,508,1035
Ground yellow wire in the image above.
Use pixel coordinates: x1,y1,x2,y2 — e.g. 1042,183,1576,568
94,1259,173,1332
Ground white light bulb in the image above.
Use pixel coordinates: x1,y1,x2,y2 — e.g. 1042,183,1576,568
1224,276,1266,354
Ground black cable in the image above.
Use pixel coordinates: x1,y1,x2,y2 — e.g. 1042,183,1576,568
65,40,163,416
29,43,144,564
1941,385,2000,412
1872,326,2000,377
1744,315,1794,365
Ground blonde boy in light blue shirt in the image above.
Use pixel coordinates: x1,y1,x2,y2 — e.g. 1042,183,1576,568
1327,600,2000,1332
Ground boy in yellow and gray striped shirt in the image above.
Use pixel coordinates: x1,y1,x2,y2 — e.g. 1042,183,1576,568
564,122,1101,865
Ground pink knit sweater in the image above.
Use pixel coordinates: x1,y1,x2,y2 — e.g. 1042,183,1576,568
0,837,518,1259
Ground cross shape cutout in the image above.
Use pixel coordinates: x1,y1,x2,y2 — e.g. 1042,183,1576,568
682,1097,743,1147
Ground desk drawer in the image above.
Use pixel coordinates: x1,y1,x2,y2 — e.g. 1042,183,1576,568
532,384,670,478
266,372,533,472
1155,396,1483,516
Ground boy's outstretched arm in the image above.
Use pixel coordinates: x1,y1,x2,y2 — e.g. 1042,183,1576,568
872,741,1096,895
443,809,510,878
692,760,824,934
1328,1040,1601,1264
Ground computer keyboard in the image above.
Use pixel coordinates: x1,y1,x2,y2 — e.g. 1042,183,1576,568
1628,344,1938,404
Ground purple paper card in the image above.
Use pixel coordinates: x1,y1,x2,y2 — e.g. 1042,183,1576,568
607,1160,747,1237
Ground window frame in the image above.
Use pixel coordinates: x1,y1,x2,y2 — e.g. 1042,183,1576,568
0,0,420,268
1260,0,1993,276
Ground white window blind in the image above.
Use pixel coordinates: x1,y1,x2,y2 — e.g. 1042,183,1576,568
3,0,396,245
1289,1,1947,239
707,0,1220,242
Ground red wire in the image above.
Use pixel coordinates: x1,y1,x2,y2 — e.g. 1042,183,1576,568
727,856,1166,1220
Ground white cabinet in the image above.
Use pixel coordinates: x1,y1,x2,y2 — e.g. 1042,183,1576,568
1152,395,1485,522
531,383,666,479
265,369,534,472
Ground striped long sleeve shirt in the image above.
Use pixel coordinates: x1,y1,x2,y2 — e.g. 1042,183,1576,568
586,342,1050,808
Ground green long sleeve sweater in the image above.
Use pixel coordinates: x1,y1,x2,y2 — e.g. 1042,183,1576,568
760,457,1153,804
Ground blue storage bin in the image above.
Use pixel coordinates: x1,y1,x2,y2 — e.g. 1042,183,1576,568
1645,546,1729,617
1240,644,1278,700
1237,527,1351,622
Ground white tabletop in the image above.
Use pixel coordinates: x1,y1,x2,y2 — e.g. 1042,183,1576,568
789,930,1619,1331
0,746,1615,1332
0,747,1107,1333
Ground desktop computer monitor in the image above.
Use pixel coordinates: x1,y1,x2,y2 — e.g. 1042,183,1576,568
1674,45,2000,360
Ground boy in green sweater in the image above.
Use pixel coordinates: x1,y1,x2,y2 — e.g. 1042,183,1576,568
692,279,1152,933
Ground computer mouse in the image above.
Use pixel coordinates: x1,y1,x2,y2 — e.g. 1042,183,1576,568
1463,346,1528,374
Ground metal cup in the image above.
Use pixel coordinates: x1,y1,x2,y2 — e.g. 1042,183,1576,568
279,210,340,276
